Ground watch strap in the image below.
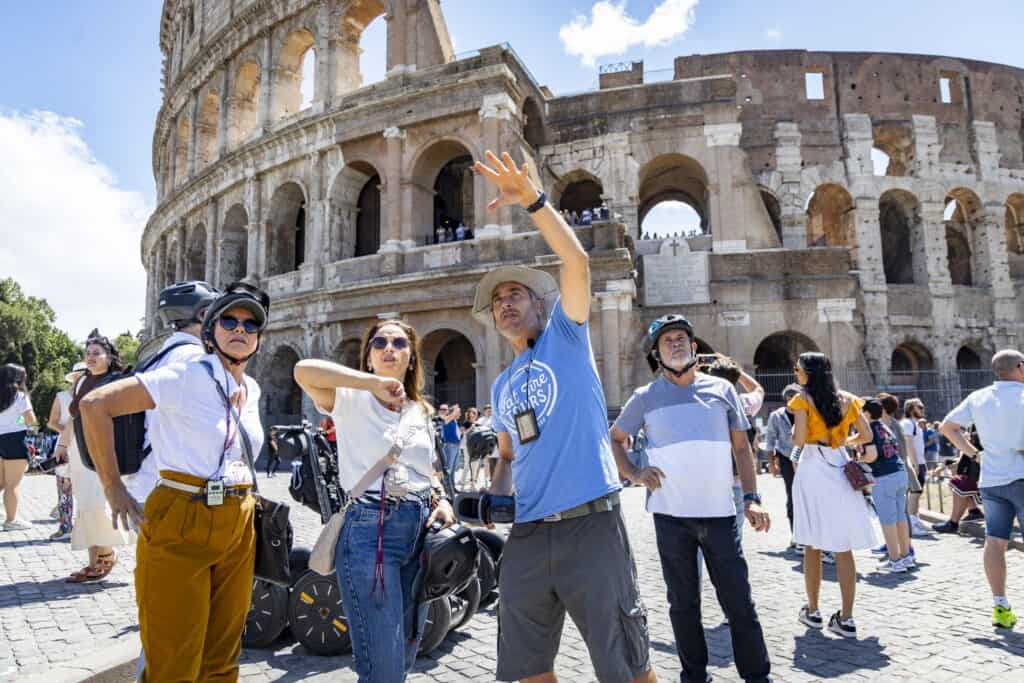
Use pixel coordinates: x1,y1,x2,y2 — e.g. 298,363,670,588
525,191,547,214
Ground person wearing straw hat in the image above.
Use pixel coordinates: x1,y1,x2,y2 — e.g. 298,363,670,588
45,362,87,541
472,151,655,683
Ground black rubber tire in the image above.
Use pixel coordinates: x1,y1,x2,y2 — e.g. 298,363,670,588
288,570,352,656
289,546,311,583
243,579,290,648
473,529,504,581
451,577,482,630
417,598,453,656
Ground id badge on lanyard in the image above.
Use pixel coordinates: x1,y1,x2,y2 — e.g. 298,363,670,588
514,407,540,444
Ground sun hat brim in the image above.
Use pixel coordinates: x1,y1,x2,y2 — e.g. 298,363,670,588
472,265,559,326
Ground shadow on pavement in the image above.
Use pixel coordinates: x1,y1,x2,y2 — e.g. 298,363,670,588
0,578,131,607
968,631,1024,654
792,631,890,677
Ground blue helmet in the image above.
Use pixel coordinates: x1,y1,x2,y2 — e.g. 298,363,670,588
643,314,694,373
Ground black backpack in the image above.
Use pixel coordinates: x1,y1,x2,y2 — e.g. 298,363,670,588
73,342,195,475
284,423,343,523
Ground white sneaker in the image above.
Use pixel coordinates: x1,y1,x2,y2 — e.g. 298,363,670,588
3,519,32,531
910,517,929,537
897,554,917,571
877,558,906,574
827,611,857,638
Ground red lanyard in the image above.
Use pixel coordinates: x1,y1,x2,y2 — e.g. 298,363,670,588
371,478,388,603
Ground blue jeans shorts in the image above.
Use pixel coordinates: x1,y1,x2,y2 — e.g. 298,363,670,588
872,471,908,526
981,479,1024,541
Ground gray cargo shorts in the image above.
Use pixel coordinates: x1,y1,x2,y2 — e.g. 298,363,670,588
496,503,651,682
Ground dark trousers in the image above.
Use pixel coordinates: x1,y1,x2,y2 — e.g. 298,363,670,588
653,514,771,683
776,452,795,532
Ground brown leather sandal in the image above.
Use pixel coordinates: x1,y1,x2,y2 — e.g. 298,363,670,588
66,564,96,584
81,552,117,583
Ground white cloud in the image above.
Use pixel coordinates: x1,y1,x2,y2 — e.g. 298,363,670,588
0,110,151,342
559,0,699,67
764,27,783,42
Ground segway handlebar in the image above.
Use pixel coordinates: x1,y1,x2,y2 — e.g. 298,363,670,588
454,491,515,526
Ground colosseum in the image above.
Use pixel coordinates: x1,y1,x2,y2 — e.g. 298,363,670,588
141,0,1024,428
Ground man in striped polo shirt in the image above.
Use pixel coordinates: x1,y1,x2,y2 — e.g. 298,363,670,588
611,314,772,683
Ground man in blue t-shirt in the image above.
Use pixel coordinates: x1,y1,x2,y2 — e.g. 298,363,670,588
471,151,655,683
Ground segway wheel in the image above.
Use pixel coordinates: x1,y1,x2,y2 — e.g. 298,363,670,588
451,577,482,630
288,570,352,656
417,598,453,656
475,541,499,609
243,579,290,648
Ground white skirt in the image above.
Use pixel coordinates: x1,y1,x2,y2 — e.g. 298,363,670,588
793,445,880,552
67,420,134,551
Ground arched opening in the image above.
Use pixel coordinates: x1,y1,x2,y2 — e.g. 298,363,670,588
229,60,260,148
219,204,249,286
335,339,362,369
274,29,316,120
265,346,303,424
328,161,381,260
162,238,177,289
412,140,476,245
945,188,983,286
186,224,207,281
300,47,316,110
872,124,913,176
890,342,935,391
523,97,545,150
638,154,709,238
956,346,982,370
196,91,220,169
1006,193,1024,279
806,184,855,247
879,189,923,285
174,115,190,186
956,346,988,394
760,189,782,244
346,0,387,92
267,183,307,276
557,174,604,222
421,330,477,408
754,332,820,402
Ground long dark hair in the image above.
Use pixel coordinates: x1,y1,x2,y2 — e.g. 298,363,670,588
0,364,28,413
359,319,432,415
85,330,125,374
798,352,843,428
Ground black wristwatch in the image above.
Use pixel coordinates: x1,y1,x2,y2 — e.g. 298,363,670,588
743,492,762,505
525,191,547,214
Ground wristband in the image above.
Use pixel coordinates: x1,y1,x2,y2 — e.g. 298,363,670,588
790,446,803,463
743,492,762,505
525,191,547,214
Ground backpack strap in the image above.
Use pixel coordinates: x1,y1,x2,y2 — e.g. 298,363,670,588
138,341,198,373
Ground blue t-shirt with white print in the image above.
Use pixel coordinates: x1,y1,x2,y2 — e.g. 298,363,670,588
490,298,621,522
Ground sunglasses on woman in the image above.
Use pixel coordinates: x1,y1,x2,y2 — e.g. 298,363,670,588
219,316,260,334
369,336,410,351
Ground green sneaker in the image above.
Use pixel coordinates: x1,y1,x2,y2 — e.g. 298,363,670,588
993,605,1018,629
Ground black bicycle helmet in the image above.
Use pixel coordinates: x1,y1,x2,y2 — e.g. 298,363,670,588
643,314,694,373
465,426,498,462
158,281,220,329
414,524,479,603
200,281,271,365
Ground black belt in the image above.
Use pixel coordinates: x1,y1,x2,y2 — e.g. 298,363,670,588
538,492,620,523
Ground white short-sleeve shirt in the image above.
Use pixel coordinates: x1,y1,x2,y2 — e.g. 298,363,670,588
0,391,32,435
136,354,263,486
320,387,435,494
900,418,926,466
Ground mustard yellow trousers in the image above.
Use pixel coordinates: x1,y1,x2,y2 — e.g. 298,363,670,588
136,471,255,682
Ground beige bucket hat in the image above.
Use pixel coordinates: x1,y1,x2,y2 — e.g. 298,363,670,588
472,265,558,326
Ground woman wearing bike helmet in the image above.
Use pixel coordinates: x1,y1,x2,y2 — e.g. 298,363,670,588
80,282,269,682
295,318,455,682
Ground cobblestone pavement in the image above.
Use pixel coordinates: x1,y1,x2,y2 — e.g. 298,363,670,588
2,470,1023,681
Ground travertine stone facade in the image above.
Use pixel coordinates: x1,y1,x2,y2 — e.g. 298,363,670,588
144,1,1024,426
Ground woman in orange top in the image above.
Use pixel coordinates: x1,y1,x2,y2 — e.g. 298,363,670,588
788,352,878,639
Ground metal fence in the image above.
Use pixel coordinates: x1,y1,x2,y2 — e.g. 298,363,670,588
753,369,994,417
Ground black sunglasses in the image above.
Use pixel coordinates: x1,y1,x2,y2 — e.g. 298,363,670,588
219,316,260,334
369,336,410,351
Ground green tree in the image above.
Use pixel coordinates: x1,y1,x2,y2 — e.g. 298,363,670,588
113,331,141,368
0,278,81,429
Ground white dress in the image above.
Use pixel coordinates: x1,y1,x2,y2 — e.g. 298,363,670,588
792,444,880,552
67,414,133,550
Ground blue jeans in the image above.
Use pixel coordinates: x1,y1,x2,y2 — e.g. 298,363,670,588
336,498,430,682
443,443,461,476
981,479,1024,541
872,471,908,526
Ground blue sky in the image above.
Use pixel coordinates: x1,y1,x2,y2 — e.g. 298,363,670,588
0,0,1021,339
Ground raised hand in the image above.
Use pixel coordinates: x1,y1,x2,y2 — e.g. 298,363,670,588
474,151,539,212
372,376,406,410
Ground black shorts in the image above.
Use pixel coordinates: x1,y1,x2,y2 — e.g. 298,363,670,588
0,431,29,460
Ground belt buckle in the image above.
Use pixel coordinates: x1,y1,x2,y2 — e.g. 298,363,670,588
542,512,562,522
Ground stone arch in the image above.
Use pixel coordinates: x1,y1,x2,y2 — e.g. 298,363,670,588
805,183,855,247
267,182,308,276
945,188,984,286
264,345,303,424
334,339,362,369
410,139,477,245
219,204,248,286
328,161,382,260
229,60,260,148
273,28,317,120
163,237,178,288
879,189,924,285
186,223,207,281
556,171,604,217
638,154,710,235
522,97,545,150
1005,193,1024,279
174,115,190,186
753,331,820,402
420,329,478,408
340,0,387,94
956,344,989,394
890,340,935,380
872,123,913,176
759,187,782,244
195,90,220,169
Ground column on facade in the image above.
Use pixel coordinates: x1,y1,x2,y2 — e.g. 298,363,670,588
850,197,889,376
982,202,1017,323
153,237,168,334
245,174,263,282
601,133,637,237
482,323,503,408
314,2,335,104
168,118,179,190
774,122,806,249
380,126,405,250
477,95,517,236
187,90,199,178
217,65,230,157
304,152,326,288
173,224,187,282
598,293,622,410
257,30,273,130
205,199,218,284
144,252,156,336
919,201,954,296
